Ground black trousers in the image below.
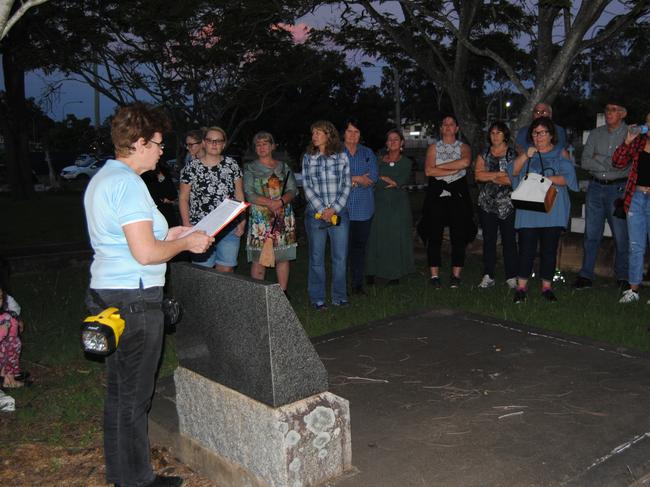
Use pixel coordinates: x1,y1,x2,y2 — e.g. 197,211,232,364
86,286,164,487
426,196,469,268
479,208,518,279
517,227,563,282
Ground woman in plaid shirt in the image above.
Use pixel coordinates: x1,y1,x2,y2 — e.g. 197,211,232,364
612,124,650,303
302,120,352,309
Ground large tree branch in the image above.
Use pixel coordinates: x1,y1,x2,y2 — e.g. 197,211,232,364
414,0,530,98
0,0,49,40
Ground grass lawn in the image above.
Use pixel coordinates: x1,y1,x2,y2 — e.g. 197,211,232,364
1,191,87,250
1,190,647,454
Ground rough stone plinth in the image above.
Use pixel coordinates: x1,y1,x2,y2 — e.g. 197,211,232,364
169,262,328,407
174,366,352,487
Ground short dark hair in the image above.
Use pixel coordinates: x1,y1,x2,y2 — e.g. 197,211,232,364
386,128,404,142
111,103,171,157
185,129,204,143
487,121,511,145
527,116,557,145
439,114,459,127
343,118,362,133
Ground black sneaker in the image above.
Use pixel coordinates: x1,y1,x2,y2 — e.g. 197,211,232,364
449,275,461,289
513,288,527,303
542,289,558,302
429,276,441,289
574,276,592,290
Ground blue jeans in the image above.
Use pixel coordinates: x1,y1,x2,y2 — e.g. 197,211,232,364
627,190,650,286
305,210,350,305
192,227,241,268
579,181,629,280
86,286,164,487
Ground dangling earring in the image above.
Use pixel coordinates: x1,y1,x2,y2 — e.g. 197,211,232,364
399,145,404,152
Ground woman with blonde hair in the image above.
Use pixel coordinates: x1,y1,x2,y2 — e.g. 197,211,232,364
244,131,298,297
179,126,246,272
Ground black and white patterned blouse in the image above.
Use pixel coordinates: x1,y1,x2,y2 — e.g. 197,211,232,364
180,156,242,225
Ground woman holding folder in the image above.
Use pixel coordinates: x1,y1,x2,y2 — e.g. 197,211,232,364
179,126,246,272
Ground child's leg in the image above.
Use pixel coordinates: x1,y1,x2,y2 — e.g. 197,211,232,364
0,336,22,386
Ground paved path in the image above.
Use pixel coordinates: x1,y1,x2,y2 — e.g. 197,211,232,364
314,310,650,487
151,309,650,486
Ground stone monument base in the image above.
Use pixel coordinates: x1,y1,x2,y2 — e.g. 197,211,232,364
174,366,353,487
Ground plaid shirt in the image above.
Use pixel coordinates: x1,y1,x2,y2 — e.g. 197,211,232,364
302,151,351,214
612,134,648,214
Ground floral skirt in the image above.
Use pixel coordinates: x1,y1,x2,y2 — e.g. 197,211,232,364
246,203,297,263
0,336,22,376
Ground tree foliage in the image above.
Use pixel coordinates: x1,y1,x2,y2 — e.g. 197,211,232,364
313,0,650,149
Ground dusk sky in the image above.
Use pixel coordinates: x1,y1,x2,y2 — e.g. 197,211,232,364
0,4,382,124
0,1,635,123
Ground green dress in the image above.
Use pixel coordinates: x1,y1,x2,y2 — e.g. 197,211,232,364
243,160,297,263
366,156,415,279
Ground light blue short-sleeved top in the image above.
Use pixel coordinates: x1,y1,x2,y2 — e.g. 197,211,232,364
507,151,578,229
84,159,169,289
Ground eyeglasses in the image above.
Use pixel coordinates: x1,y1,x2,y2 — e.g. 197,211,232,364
185,141,201,148
531,130,549,137
604,106,624,113
205,137,226,145
533,110,549,116
149,140,165,150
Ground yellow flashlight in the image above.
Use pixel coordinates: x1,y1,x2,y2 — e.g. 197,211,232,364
81,307,125,355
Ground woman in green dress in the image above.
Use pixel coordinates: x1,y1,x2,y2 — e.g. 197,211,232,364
366,129,415,283
244,132,297,295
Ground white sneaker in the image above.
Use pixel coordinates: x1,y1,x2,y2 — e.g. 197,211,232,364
478,274,495,288
0,390,15,412
506,277,518,289
619,289,640,304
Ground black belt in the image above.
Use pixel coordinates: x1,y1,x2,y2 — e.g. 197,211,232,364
591,177,627,185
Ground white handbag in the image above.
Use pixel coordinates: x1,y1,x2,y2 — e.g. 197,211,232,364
510,153,557,213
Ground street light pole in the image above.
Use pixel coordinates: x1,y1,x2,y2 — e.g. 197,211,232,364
61,100,83,121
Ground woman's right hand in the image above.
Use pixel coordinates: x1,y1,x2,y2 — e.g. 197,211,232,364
625,126,640,145
185,231,214,254
526,146,537,158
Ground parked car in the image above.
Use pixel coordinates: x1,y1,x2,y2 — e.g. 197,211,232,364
73,154,97,167
60,159,106,180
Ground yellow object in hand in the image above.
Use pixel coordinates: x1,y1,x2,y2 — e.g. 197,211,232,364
315,212,339,225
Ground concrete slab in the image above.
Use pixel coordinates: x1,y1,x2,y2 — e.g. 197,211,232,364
314,309,650,487
151,309,650,486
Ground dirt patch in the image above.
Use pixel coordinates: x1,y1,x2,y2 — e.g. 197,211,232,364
0,443,219,486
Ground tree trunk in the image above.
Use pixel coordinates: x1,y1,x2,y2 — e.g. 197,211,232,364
2,35,32,199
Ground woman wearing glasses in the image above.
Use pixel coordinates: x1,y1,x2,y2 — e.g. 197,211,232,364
179,126,246,272
84,103,213,487
184,128,205,165
508,117,577,303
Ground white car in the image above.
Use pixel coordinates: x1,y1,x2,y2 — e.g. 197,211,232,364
60,158,106,180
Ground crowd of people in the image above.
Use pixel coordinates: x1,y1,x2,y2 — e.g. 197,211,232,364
134,101,650,309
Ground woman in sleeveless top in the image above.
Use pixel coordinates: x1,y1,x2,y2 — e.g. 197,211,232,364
421,115,473,288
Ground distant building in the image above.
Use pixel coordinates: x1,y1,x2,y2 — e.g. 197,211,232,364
402,122,436,149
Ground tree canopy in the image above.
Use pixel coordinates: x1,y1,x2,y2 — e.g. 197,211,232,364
314,0,650,149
